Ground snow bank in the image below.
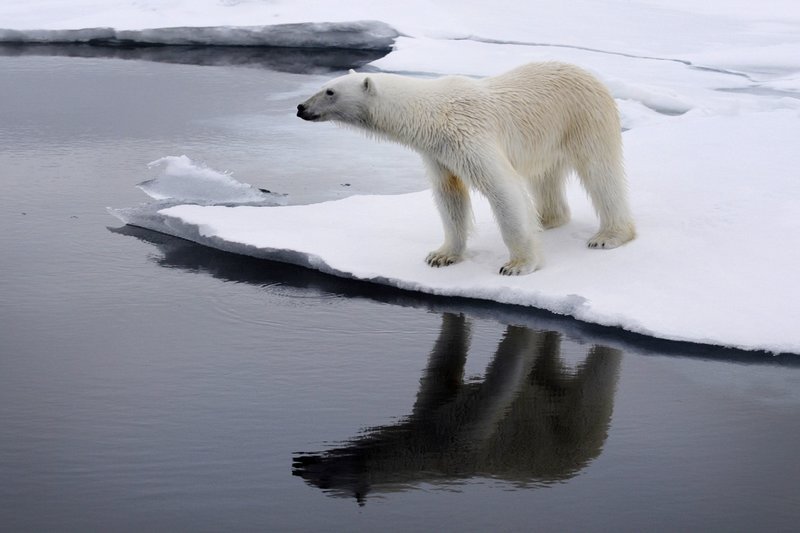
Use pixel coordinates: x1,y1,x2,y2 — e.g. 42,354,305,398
111,110,800,354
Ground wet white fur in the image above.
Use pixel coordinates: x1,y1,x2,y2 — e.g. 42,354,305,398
299,62,636,275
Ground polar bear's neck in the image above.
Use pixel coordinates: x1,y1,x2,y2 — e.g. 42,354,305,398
362,74,452,150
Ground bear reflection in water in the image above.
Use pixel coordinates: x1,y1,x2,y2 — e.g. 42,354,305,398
293,313,621,504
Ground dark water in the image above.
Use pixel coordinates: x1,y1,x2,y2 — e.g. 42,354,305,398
1,53,799,532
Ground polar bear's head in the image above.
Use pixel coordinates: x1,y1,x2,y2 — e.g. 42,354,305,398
297,69,375,126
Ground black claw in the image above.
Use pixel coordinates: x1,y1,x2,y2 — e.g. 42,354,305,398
427,257,453,267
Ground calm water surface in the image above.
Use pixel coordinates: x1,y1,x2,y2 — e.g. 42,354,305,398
1,52,799,532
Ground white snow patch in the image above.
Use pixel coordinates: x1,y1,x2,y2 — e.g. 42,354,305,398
684,43,800,78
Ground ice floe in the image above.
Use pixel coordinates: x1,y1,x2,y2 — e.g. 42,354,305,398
111,110,800,354
0,20,399,51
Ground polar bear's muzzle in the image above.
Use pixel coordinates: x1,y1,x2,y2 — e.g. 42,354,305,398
296,103,320,122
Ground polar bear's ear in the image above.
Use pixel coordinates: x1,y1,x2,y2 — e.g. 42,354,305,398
349,68,356,74
362,76,375,94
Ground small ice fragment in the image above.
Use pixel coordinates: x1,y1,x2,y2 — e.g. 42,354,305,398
138,155,283,205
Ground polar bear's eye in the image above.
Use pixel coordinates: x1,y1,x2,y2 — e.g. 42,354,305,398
326,89,335,96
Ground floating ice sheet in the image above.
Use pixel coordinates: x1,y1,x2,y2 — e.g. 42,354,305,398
111,110,800,354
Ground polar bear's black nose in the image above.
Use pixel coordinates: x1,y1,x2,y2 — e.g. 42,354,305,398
297,103,319,121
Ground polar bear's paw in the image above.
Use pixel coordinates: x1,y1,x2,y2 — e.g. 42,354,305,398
587,227,636,249
499,257,540,276
425,250,462,268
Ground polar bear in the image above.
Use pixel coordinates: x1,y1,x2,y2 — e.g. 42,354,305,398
297,62,635,275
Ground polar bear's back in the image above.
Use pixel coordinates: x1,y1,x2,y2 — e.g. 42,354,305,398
477,62,622,169
481,62,614,109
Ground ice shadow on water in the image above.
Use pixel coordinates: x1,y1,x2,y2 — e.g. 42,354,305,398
0,42,387,74
109,224,799,366
294,312,621,503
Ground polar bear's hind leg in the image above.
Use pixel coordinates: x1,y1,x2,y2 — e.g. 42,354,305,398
576,157,636,249
533,163,571,230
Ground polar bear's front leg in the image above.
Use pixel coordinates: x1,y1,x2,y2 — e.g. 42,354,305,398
424,158,473,268
466,156,542,275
